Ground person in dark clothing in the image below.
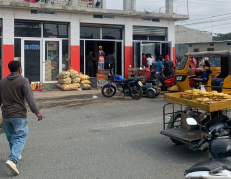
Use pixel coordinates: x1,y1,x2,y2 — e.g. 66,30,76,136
105,52,115,69
163,55,173,77
0,61,42,175
86,51,94,77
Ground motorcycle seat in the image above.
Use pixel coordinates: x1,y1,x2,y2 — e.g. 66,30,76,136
185,159,231,174
123,77,137,83
189,75,196,79
193,78,208,83
160,76,174,82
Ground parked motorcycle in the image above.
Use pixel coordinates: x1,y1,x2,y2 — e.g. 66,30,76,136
101,66,143,100
185,115,231,179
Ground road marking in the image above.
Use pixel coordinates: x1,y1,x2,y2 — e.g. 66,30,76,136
93,120,161,129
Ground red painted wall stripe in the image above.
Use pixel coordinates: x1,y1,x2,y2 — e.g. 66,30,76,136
172,47,175,66
3,45,14,78
124,46,133,78
70,45,80,72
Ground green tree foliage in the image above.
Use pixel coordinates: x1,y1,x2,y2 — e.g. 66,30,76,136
213,32,231,41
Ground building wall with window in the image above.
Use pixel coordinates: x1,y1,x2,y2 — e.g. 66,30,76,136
0,6,182,81
187,41,231,53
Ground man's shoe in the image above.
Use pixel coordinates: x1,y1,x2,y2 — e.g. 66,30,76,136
5,160,19,175
19,155,22,160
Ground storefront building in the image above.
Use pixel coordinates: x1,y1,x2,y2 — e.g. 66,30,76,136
0,0,188,82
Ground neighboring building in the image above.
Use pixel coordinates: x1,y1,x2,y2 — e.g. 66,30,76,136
0,0,188,82
175,25,212,56
187,41,231,53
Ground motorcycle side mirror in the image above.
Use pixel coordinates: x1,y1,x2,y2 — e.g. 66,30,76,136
186,118,198,126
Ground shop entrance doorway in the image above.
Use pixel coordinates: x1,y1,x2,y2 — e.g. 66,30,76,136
21,39,42,82
80,40,123,77
133,41,172,67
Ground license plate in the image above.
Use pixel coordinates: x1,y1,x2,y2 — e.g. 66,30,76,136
176,76,182,81
138,81,143,86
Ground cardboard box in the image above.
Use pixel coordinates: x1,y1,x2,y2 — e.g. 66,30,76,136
181,112,203,130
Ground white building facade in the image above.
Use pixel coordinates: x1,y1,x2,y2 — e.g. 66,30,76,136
0,0,188,82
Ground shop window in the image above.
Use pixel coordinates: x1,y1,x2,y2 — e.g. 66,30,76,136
93,15,103,19
227,43,231,46
152,18,160,22
133,35,148,40
14,39,21,61
62,40,69,71
80,27,100,39
102,28,122,40
207,48,214,51
189,45,192,47
43,24,68,38
14,21,41,37
210,43,214,46
149,36,165,41
194,49,199,52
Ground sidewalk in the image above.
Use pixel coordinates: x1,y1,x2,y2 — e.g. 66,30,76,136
33,88,101,101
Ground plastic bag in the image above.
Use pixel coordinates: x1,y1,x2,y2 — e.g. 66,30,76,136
79,74,90,80
58,78,72,84
30,83,37,91
81,80,91,84
69,84,79,90
200,85,206,92
82,84,91,88
56,84,71,91
70,71,79,78
56,72,70,79
72,77,81,83
72,83,81,88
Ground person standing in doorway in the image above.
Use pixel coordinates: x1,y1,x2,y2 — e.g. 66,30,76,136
142,53,147,67
1,61,42,175
86,50,94,77
146,54,152,70
163,55,173,77
105,52,115,70
98,46,105,70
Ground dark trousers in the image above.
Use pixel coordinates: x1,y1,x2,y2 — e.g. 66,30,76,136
164,71,173,77
87,66,94,77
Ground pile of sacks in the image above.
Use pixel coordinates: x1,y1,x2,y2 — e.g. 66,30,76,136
56,70,81,91
79,73,91,89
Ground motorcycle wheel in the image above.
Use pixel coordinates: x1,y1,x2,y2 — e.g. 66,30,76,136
155,93,160,96
101,85,116,98
146,89,156,98
130,84,143,100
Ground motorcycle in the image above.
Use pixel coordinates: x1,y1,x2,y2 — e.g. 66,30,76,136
101,65,143,100
185,115,231,179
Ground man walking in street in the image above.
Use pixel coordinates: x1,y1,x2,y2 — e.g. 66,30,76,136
0,61,42,175
163,55,173,77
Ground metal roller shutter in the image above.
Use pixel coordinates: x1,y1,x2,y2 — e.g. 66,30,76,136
133,26,167,36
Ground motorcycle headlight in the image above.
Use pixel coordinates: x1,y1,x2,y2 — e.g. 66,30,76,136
176,76,183,81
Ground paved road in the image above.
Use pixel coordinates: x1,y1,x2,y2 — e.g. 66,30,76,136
0,94,208,179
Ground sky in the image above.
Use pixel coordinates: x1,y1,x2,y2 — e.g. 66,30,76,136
106,0,231,35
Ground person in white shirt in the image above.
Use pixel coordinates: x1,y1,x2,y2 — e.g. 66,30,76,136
146,54,152,70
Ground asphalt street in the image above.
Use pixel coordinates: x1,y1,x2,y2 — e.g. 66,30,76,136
0,94,208,179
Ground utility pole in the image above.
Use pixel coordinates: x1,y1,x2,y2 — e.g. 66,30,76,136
187,0,189,15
